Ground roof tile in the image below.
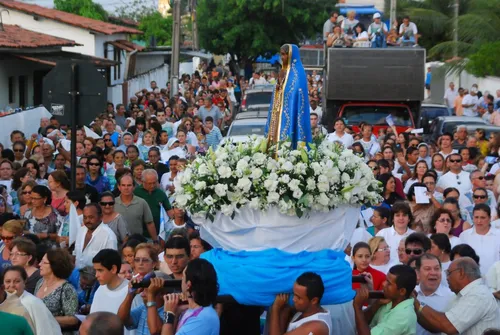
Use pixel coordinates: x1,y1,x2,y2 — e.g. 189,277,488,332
0,24,78,48
0,0,143,35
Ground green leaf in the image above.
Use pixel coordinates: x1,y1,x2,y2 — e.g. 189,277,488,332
296,207,304,218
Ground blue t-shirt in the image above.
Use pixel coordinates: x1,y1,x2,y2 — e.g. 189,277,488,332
177,306,220,335
128,305,164,335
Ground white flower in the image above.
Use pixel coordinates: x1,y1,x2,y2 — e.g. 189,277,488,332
317,193,329,206
267,192,280,204
253,153,267,165
317,175,328,183
198,164,210,176
267,160,278,171
204,195,214,205
181,168,192,182
293,189,303,199
288,179,301,191
237,177,252,192
251,168,263,179
221,204,234,217
279,199,292,212
236,159,249,172
217,166,232,179
268,172,279,181
264,179,278,191
317,182,329,193
194,181,206,191
249,197,260,209
280,174,291,184
306,178,316,191
282,161,294,171
311,162,322,175
175,194,188,207
294,162,307,175
214,184,228,197
342,173,351,182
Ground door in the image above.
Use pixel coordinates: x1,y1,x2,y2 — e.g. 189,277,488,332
33,70,50,106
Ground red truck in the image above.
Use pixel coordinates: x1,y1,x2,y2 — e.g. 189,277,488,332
322,48,426,134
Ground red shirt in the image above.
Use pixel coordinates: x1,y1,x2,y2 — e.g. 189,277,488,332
352,266,386,291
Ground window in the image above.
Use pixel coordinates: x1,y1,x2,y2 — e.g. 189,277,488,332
18,75,27,108
113,47,121,81
8,76,14,104
341,105,412,127
229,124,266,136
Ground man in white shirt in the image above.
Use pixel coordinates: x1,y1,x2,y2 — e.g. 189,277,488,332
90,249,132,334
310,99,323,121
323,11,338,42
460,203,500,275
326,118,354,149
414,257,500,335
436,153,471,194
368,13,388,47
414,254,455,335
399,16,418,45
462,87,479,116
74,203,118,270
249,72,267,87
443,82,458,114
438,133,458,159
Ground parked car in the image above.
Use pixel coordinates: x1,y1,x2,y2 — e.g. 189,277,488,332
419,103,451,133
239,86,274,114
425,116,488,142
223,113,267,143
459,124,500,139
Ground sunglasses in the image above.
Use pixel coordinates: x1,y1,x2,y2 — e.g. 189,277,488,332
1,236,14,241
473,194,487,199
437,218,452,223
104,139,112,142
405,248,424,255
474,176,485,180
88,162,100,166
22,191,32,195
100,201,115,207
449,159,462,163
13,149,24,152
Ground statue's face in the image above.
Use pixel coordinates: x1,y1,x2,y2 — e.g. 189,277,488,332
280,49,289,67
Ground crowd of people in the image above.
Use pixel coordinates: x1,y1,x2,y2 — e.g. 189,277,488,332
323,11,419,48
1,56,500,335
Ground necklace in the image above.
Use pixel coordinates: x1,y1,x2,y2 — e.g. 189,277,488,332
43,278,60,293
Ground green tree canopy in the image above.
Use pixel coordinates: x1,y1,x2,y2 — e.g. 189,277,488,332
138,12,173,46
465,41,500,77
197,0,337,59
54,0,108,21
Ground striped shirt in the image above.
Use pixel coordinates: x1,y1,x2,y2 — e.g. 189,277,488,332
205,126,223,150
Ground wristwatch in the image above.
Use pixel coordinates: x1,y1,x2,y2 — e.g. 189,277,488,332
418,302,426,315
164,311,175,325
146,301,157,308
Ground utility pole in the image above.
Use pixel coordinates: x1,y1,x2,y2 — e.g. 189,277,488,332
191,0,199,50
453,0,459,58
389,0,396,30
170,0,181,97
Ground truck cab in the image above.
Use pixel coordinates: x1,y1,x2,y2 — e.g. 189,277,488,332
322,48,426,133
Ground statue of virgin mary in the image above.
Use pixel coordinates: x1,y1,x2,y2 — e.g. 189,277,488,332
266,44,312,151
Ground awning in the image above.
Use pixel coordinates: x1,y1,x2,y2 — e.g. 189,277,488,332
335,4,381,15
108,40,145,52
11,51,119,68
255,54,280,64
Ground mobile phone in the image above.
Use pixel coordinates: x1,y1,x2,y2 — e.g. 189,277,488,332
485,156,498,164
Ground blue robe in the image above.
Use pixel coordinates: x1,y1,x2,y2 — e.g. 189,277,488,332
265,44,312,149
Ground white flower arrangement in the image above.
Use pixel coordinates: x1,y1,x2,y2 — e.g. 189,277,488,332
173,136,382,221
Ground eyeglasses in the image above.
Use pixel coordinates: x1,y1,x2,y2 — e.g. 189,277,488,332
100,201,115,207
437,218,452,223
88,162,100,166
1,236,14,241
9,252,28,258
450,159,462,163
165,254,186,260
473,194,487,199
405,248,424,255
134,258,152,264
22,191,32,195
13,149,24,152
473,176,485,180
377,247,390,252
445,268,461,277
104,139,112,142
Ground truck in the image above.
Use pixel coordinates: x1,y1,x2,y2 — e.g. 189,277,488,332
322,48,426,134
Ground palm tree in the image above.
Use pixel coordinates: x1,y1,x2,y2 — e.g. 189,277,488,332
395,0,500,62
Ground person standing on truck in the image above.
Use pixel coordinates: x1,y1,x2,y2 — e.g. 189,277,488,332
368,13,388,48
454,88,465,116
323,11,339,43
444,82,458,115
342,10,359,39
327,118,353,149
399,16,418,46
425,68,432,97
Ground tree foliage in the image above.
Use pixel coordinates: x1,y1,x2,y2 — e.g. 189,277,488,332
465,42,500,77
197,0,337,59
54,0,108,21
115,0,159,21
138,12,173,46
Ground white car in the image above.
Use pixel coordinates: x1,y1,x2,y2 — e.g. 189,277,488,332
223,114,267,144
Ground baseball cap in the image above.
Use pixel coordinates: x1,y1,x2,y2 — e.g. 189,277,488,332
373,13,381,19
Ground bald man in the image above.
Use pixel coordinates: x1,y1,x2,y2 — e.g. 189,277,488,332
79,312,124,335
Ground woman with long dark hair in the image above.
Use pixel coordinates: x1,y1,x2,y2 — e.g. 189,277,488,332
377,173,404,206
